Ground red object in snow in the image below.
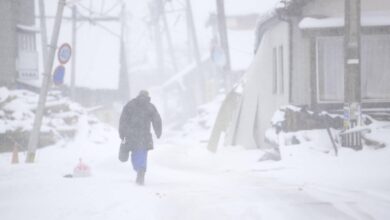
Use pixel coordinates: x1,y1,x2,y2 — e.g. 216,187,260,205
73,158,91,177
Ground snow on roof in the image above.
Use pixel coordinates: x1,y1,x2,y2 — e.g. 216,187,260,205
299,11,390,29
17,24,40,32
224,0,280,16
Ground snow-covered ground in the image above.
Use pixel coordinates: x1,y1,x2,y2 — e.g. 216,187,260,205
1,100,390,220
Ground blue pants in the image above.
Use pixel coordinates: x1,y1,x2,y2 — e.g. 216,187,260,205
131,149,148,172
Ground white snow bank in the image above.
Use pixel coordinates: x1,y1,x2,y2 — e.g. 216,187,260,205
0,88,99,152
1,87,390,219
233,80,245,94
0,88,85,134
0,87,10,103
271,109,285,126
1,112,390,219
179,94,225,144
300,11,390,29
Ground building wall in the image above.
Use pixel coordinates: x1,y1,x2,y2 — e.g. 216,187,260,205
0,0,36,86
232,21,290,149
15,0,36,25
0,1,17,85
290,17,311,106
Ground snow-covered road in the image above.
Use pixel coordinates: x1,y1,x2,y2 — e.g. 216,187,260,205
1,126,390,220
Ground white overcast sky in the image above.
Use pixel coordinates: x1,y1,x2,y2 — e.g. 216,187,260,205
37,0,279,89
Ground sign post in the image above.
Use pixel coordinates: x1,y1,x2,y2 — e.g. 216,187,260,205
26,0,68,163
53,65,66,85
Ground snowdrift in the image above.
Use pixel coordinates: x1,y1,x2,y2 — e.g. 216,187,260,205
0,87,96,152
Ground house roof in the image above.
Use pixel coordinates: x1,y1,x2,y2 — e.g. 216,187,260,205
253,12,279,53
252,0,314,52
299,11,390,29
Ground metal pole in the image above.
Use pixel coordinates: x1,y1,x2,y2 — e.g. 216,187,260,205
26,0,67,163
38,0,48,66
119,2,130,102
150,0,164,75
343,0,362,150
71,5,77,99
159,0,178,73
186,0,205,101
185,0,201,65
216,0,231,72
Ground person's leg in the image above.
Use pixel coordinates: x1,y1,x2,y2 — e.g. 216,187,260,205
131,149,148,185
136,171,145,185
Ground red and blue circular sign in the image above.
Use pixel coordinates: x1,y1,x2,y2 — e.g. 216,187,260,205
58,43,72,64
53,65,65,85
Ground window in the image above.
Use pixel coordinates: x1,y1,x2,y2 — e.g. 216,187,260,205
316,35,390,102
18,32,36,52
279,45,284,94
272,45,285,95
361,35,390,100
273,47,278,94
316,36,344,102
17,31,38,80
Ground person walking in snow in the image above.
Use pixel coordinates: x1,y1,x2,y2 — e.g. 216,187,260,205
118,90,162,185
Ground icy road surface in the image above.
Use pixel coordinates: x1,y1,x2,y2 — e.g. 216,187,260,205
1,127,390,220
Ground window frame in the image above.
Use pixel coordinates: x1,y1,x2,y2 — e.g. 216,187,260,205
272,47,278,94
278,45,284,94
315,34,390,104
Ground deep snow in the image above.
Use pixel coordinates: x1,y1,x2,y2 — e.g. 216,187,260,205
1,111,390,220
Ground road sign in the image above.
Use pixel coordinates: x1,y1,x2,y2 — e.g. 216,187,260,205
211,45,226,68
58,43,72,64
53,65,65,85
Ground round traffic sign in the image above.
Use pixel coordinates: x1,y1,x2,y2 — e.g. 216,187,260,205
53,65,66,85
58,43,72,64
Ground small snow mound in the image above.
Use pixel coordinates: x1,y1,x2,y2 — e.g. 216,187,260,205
0,87,9,103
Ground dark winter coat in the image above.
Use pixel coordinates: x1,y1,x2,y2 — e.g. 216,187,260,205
119,94,162,151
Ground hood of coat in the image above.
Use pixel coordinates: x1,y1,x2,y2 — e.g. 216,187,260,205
135,93,151,104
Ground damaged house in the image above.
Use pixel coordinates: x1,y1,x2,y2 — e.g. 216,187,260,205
210,0,390,151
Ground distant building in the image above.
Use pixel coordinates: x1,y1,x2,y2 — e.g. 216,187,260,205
0,0,38,87
223,0,390,149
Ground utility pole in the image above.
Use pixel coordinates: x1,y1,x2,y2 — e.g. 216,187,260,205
216,0,231,72
118,2,130,102
186,0,205,101
149,0,179,74
38,0,48,66
158,0,178,73
150,1,164,75
71,5,77,99
26,0,67,163
343,0,362,150
216,0,232,92
186,0,201,67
